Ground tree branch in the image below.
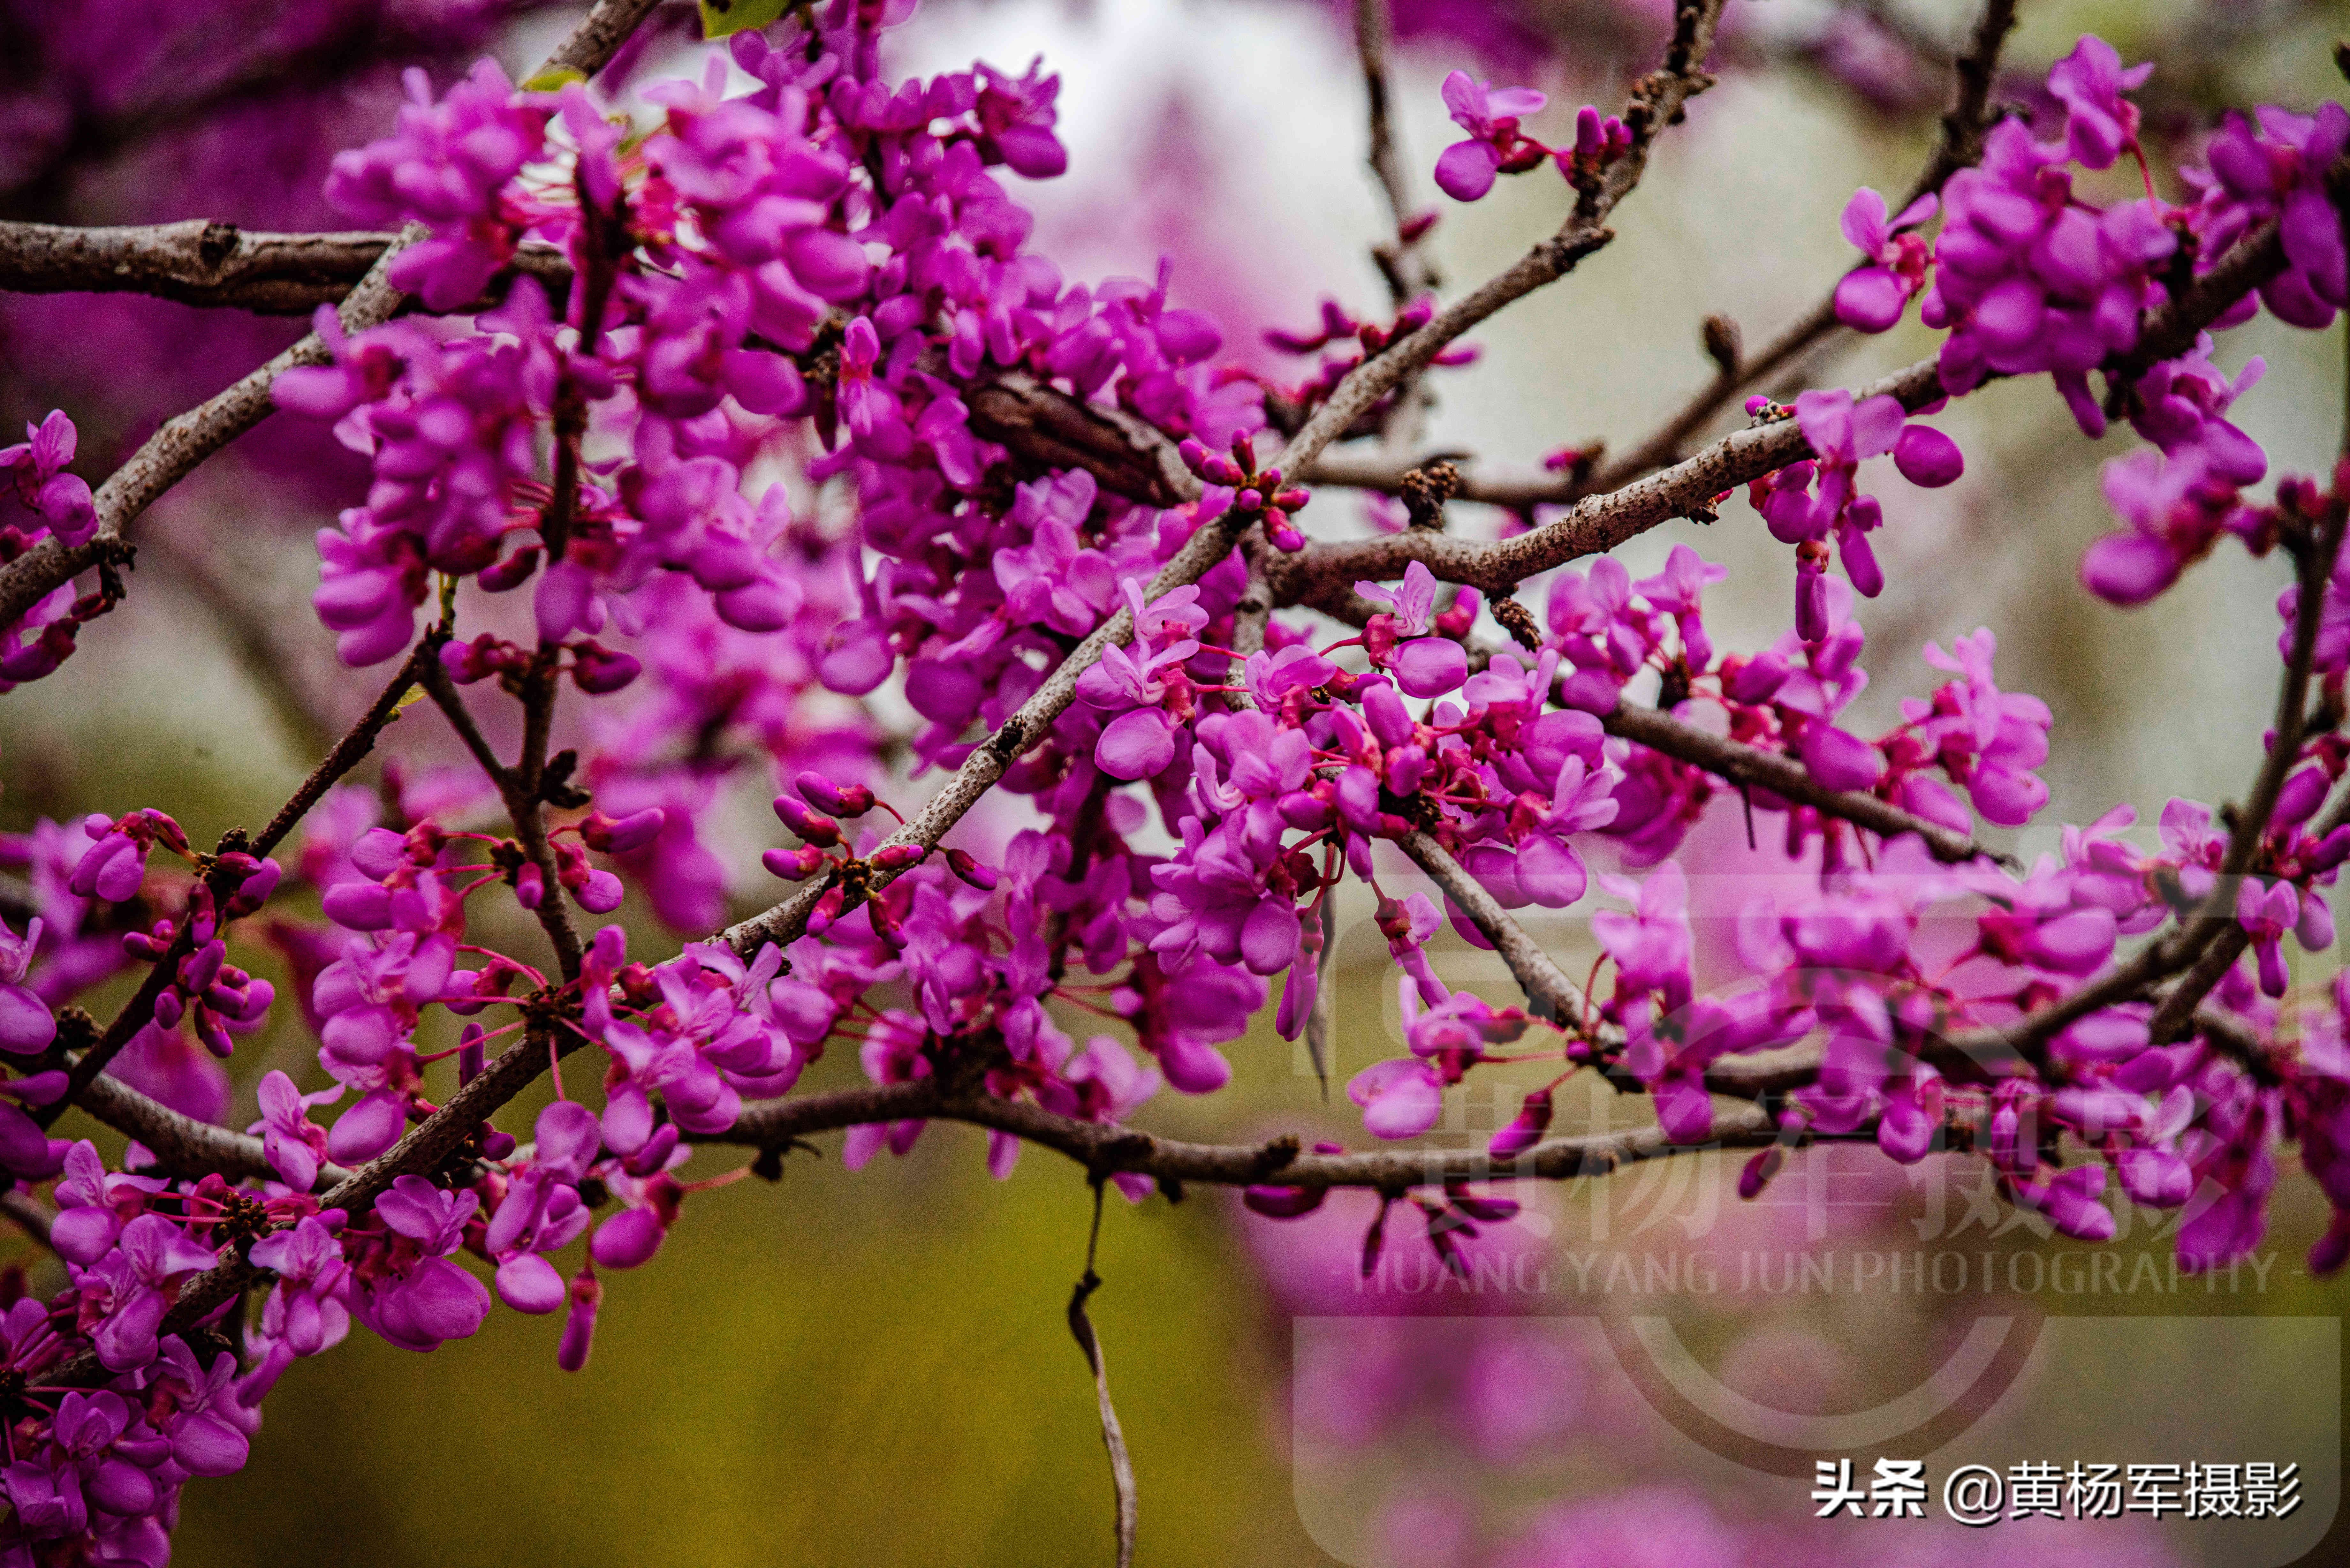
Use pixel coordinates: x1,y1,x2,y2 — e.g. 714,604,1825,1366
710,1077,1789,1188
0,1189,56,1253
1274,356,1946,597
42,1022,592,1390
250,646,429,860
0,221,572,314
1602,700,2015,867
67,1070,352,1189
1936,514,2349,1071
21,7,675,1351
1353,0,1432,305
2144,509,2346,1042
1065,1185,1137,1568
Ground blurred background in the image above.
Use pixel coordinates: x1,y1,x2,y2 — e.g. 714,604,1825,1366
3,0,2350,1562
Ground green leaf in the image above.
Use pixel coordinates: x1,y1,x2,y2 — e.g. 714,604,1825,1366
521,64,587,93
698,0,797,40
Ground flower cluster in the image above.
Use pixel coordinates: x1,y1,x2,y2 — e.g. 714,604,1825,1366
323,60,555,312
1748,388,1964,636
0,410,121,690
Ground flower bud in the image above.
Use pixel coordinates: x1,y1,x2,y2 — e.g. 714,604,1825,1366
557,1268,602,1373
2311,824,2350,873
194,1009,235,1059
225,857,283,916
1738,1144,1785,1199
495,1254,566,1315
179,940,226,995
570,641,641,695
762,845,828,880
1488,1089,1553,1159
773,795,841,847
580,807,665,854
1242,1185,1324,1218
590,1206,667,1270
573,869,625,913
479,546,542,593
795,771,875,817
944,847,998,890
2276,766,2329,826
1574,104,1603,159
1892,423,1964,488
624,1122,679,1176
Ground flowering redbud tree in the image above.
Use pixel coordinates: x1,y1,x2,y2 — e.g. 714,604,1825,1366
0,0,2342,1559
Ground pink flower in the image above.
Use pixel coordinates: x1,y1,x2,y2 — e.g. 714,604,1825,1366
1592,862,1693,1015
2046,35,2151,171
2237,877,2305,996
1348,1056,1445,1140
1434,70,1546,202
1832,187,1938,332
246,1071,335,1193
0,410,98,548
2015,1161,2118,1241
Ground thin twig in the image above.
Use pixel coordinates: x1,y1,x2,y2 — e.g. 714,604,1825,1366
1304,894,1338,1101
1354,0,1437,443
40,644,431,1126
422,647,585,980
0,1189,56,1252
1066,1180,1137,1568
251,644,428,858
1354,0,1430,304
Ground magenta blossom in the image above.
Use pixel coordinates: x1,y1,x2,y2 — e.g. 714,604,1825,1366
1434,70,1547,201
2045,35,2152,170
0,410,98,549
1832,187,1938,332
